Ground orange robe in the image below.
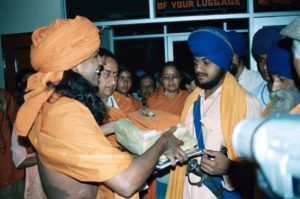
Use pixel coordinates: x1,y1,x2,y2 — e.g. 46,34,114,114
27,95,138,199
113,92,142,113
101,93,142,198
142,89,188,199
290,103,300,114
105,92,142,149
147,90,189,116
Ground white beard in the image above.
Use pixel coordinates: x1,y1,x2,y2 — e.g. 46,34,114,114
269,85,300,114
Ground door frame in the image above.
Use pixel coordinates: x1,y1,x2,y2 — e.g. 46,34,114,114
250,15,299,70
166,34,189,62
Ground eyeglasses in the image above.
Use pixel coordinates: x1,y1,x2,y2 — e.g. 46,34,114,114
118,76,132,82
98,69,118,79
161,74,180,81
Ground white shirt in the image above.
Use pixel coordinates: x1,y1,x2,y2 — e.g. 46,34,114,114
183,86,262,199
238,67,269,109
106,95,119,109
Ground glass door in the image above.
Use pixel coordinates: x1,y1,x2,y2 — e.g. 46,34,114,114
166,34,194,71
250,15,299,70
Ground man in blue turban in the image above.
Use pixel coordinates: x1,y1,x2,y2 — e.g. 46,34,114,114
251,27,282,109
252,26,282,82
266,38,300,115
227,30,265,108
166,26,262,199
280,16,300,114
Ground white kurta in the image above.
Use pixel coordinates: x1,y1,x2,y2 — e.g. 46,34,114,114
183,86,262,199
238,67,269,109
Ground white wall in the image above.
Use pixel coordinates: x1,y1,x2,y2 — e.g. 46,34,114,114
0,0,64,88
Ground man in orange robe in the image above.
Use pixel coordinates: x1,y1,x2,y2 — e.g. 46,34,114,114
14,16,187,199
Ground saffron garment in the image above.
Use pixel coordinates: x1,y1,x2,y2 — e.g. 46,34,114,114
113,92,142,113
147,90,189,116
105,92,141,148
105,107,127,149
166,73,262,199
27,95,137,199
100,93,142,199
0,89,24,189
290,103,300,114
142,89,188,199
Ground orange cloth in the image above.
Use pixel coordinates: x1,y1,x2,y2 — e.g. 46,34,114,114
105,107,128,148
14,16,100,137
140,174,156,199
166,73,247,199
263,101,272,116
127,110,179,131
106,93,141,148
0,89,24,188
28,95,137,199
141,90,187,199
290,103,300,114
113,92,142,113
147,90,189,116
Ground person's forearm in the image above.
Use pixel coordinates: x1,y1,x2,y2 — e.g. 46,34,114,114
104,136,166,197
100,121,115,136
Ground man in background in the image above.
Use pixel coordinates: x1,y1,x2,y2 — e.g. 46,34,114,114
227,30,265,106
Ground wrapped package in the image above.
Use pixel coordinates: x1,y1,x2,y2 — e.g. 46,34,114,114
115,118,197,161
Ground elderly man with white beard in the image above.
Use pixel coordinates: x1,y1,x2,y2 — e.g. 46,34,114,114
264,37,300,116
280,16,300,114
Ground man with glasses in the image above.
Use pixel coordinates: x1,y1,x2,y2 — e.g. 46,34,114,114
97,48,119,108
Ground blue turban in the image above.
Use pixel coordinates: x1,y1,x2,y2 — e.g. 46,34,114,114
227,30,245,58
188,26,234,71
252,26,282,57
267,38,293,79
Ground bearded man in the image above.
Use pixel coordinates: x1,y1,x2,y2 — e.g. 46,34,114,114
166,26,262,199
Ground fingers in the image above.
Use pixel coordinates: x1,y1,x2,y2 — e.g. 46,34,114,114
201,154,215,167
167,126,177,134
175,149,188,163
138,106,149,116
166,148,187,166
168,156,177,166
201,162,214,175
203,149,218,156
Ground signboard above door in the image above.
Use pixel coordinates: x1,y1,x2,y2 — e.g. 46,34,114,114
155,0,300,17
156,0,247,17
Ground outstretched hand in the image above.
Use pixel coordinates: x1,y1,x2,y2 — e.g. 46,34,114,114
159,126,188,166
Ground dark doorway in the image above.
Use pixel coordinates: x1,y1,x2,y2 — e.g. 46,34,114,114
1,33,32,97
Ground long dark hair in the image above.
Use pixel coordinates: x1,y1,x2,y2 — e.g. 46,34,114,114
50,70,107,124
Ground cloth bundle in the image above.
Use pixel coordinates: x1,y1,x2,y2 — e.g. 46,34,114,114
115,110,197,161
